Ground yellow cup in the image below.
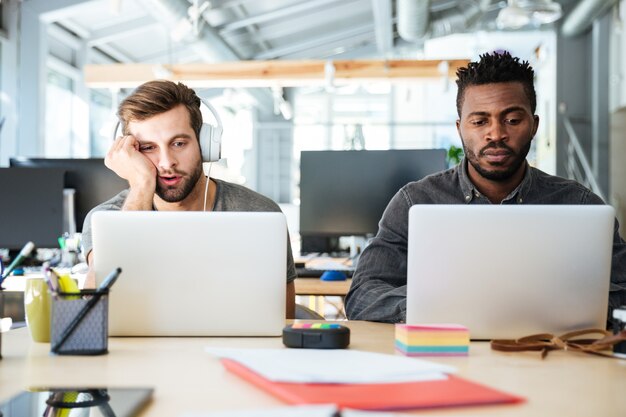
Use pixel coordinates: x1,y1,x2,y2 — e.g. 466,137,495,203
24,277,51,343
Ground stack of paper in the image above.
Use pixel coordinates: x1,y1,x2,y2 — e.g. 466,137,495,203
205,347,523,411
205,348,453,383
395,324,470,357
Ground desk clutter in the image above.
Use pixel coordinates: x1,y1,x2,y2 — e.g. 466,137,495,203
50,289,109,355
20,265,122,355
206,347,522,411
395,324,470,357
4,315,626,415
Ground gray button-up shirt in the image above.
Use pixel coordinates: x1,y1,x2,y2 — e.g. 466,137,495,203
345,159,626,323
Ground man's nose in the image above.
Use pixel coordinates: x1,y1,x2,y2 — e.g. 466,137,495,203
158,148,177,170
486,121,508,142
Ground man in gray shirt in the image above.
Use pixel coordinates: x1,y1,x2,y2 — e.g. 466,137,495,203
345,52,626,324
82,80,296,318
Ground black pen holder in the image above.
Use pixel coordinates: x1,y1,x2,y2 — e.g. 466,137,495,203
50,290,108,355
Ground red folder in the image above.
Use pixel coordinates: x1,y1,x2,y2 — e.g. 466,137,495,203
222,358,524,411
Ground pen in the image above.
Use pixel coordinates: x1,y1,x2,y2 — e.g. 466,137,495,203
51,267,122,353
42,262,57,294
97,267,122,292
0,241,35,286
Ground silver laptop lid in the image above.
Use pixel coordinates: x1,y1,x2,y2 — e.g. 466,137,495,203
92,211,287,336
406,205,614,340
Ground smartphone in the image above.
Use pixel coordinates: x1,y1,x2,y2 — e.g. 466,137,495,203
0,387,153,417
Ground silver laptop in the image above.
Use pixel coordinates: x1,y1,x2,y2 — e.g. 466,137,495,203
406,205,614,340
92,211,287,336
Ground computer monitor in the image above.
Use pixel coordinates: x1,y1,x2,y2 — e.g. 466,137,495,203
9,158,128,233
0,168,66,250
299,149,447,253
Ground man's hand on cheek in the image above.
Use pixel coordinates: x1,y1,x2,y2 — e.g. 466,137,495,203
105,135,156,191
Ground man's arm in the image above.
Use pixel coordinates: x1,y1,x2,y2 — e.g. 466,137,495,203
584,192,626,319
345,190,411,323
105,134,156,210
82,135,156,287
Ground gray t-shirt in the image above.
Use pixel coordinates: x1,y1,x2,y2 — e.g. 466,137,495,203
82,178,296,283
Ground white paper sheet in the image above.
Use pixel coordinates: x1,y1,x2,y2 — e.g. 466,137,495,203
179,404,338,417
205,348,455,384
180,405,402,417
342,410,399,417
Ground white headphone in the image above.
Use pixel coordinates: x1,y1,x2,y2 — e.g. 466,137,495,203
196,98,223,163
113,96,223,163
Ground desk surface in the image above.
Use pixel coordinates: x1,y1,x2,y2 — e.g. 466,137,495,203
294,278,352,296
1,321,625,417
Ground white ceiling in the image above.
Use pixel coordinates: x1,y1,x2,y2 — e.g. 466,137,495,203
47,0,573,66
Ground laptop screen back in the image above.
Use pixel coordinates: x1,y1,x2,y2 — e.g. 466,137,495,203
406,205,614,340
92,211,287,336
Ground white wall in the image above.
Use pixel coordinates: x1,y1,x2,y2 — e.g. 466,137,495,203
610,0,626,230
610,0,626,112
610,108,626,231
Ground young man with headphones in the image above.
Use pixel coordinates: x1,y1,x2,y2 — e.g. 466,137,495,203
81,80,297,318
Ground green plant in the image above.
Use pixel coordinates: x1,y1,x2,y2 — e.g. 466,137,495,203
447,145,464,167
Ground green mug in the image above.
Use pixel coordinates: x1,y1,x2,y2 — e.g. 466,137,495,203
24,278,51,343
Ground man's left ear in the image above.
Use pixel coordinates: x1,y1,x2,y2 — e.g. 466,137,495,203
532,115,540,136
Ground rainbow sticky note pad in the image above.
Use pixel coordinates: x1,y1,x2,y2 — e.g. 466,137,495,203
395,324,469,357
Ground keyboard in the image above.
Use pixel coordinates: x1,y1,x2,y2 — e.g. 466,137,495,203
296,267,354,278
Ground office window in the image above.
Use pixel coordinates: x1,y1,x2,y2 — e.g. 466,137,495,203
89,89,114,157
0,42,3,121
45,70,75,157
293,85,391,152
0,2,4,37
392,83,460,150
215,102,253,185
293,81,458,154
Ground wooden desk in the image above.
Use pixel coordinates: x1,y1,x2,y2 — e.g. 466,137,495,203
294,278,352,296
1,321,625,416
294,278,352,318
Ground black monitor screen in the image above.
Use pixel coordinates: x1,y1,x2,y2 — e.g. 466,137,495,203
0,168,65,250
9,158,128,233
299,149,447,249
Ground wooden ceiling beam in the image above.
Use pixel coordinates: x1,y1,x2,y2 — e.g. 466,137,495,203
84,59,470,88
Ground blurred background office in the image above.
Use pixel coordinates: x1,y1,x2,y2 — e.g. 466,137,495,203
0,0,625,252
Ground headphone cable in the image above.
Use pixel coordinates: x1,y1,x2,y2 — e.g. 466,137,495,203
203,162,213,212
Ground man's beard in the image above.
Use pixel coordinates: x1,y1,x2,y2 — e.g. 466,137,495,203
462,139,531,182
156,163,204,203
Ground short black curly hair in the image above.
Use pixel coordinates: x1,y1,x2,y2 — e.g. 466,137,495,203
455,51,536,117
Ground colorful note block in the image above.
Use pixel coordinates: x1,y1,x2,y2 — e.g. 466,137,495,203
395,324,470,357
